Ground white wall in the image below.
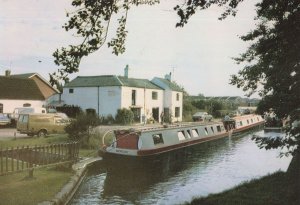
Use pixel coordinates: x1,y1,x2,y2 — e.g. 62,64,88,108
121,87,164,122
62,86,122,116
61,85,181,123
0,100,45,113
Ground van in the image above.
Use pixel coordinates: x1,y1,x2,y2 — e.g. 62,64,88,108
17,113,69,137
11,107,47,124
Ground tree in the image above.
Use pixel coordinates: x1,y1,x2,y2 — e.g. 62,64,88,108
228,1,300,156
54,0,300,155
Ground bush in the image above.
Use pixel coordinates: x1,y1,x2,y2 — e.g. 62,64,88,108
56,105,82,118
115,108,134,124
64,112,101,147
100,114,115,125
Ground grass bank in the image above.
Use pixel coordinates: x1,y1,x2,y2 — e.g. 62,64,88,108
0,133,102,204
0,167,73,205
185,171,299,205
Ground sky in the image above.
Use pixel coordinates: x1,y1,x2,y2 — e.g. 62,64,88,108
0,0,259,97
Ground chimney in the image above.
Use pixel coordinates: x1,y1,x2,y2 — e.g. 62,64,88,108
5,70,11,77
164,72,172,81
124,64,129,78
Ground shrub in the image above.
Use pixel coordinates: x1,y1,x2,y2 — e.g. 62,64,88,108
115,108,134,124
65,112,101,147
56,105,82,118
100,114,115,125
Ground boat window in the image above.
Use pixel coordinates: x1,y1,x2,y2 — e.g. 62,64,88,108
192,129,199,137
204,127,208,135
187,130,192,138
178,131,186,141
211,127,214,133
247,120,249,124
153,134,164,145
217,125,221,132
240,121,243,126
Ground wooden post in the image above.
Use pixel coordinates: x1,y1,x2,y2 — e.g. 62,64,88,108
28,145,34,178
21,146,24,170
26,146,29,168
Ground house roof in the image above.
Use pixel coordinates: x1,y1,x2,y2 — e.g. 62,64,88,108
153,77,183,92
0,76,45,100
64,75,162,90
11,73,36,79
11,72,60,94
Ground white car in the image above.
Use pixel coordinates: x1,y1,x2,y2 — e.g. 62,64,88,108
0,113,11,126
192,112,213,122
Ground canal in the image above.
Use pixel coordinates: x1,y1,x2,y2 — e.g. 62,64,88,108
70,130,291,205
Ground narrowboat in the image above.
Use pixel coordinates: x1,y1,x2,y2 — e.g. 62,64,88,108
100,114,264,158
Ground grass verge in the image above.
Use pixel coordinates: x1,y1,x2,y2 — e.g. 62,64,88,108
0,134,70,149
185,171,299,205
0,167,73,205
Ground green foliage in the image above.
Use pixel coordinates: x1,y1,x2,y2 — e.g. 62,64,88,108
115,108,134,124
64,112,101,144
228,1,300,155
99,114,115,125
191,99,206,110
56,105,82,118
182,100,198,121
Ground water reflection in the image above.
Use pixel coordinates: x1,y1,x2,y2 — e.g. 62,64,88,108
70,131,291,205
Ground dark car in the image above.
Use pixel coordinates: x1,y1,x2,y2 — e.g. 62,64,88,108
192,112,213,122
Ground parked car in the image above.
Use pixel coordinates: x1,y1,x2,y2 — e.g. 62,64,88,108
192,112,213,122
17,113,70,137
0,113,11,126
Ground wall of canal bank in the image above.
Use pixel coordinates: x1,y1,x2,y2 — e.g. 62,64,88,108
38,157,102,205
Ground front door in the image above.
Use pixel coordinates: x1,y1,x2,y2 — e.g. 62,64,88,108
131,108,141,123
152,107,159,122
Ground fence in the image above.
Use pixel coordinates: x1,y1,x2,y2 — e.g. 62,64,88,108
0,142,79,176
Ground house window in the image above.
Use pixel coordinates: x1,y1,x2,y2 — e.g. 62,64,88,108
132,90,136,105
176,93,180,101
204,127,208,135
153,134,164,145
23,103,31,107
152,91,158,100
186,130,191,138
69,89,74,94
192,129,199,137
175,107,180,117
177,131,186,141
0,103,3,113
217,125,221,132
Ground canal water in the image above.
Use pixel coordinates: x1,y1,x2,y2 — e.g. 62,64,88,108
70,130,291,205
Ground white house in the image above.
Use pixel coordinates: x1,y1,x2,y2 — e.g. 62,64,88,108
151,74,183,122
62,67,183,123
0,70,60,113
